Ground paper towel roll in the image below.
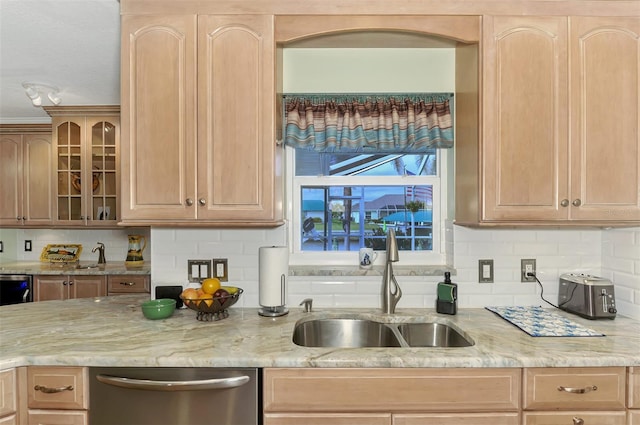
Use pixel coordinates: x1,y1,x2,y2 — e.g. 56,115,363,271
259,246,289,307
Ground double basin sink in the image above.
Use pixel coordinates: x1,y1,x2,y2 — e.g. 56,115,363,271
292,315,474,348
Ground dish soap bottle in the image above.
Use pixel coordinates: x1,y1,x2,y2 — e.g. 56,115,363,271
436,272,457,315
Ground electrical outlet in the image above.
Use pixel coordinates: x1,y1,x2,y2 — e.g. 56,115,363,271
521,259,536,282
187,260,211,283
212,258,228,282
24,240,32,252
478,259,494,283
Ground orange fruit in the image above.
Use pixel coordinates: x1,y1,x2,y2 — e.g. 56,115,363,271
201,278,221,295
199,293,214,307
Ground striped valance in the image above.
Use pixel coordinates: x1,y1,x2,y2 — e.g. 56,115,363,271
284,94,454,153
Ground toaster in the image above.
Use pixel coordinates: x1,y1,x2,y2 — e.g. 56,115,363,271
558,273,617,319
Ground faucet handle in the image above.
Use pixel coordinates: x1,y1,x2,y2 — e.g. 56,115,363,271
299,298,313,313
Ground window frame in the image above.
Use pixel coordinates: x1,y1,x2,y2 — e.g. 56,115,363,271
285,146,449,266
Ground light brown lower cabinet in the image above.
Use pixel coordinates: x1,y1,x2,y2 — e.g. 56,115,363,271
34,275,106,301
264,413,392,425
630,410,640,425
523,367,627,425
522,411,626,425
263,368,521,424
25,366,88,425
392,413,520,425
106,274,150,295
26,410,88,425
0,369,16,424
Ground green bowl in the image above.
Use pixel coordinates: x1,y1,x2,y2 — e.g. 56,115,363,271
141,298,176,320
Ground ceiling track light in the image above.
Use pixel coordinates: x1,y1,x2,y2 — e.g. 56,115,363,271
21,82,62,107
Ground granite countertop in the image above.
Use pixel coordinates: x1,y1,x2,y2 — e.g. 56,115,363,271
0,261,150,275
1,294,639,370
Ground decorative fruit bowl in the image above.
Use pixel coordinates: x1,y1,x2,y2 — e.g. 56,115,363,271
180,287,243,321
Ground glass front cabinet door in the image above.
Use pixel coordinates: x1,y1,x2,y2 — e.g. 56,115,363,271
45,106,120,227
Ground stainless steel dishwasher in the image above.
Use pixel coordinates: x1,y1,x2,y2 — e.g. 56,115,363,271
89,367,260,425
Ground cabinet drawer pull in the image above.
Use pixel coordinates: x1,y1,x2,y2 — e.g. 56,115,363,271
34,384,74,394
120,281,135,286
557,385,597,394
573,417,584,425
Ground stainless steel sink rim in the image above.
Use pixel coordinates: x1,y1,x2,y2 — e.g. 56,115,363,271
292,316,474,348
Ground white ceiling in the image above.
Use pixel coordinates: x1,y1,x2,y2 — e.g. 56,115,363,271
0,0,121,124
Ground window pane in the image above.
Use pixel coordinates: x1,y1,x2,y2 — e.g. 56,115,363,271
295,151,437,177
301,185,433,252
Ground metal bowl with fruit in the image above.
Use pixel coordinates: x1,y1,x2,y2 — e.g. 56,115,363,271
180,279,243,321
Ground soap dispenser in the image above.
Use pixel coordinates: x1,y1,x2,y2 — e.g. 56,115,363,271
436,272,457,315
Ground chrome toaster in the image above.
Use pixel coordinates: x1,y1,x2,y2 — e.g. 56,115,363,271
558,273,617,319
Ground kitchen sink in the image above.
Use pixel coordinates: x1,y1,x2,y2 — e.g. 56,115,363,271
397,322,474,347
292,319,403,348
292,317,474,348
75,264,99,270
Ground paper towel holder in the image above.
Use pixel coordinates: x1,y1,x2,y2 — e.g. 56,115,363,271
258,274,289,317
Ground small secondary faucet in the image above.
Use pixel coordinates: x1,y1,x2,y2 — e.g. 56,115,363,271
381,228,402,314
299,298,313,313
92,242,106,264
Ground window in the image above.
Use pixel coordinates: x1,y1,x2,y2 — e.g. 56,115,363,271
287,148,448,266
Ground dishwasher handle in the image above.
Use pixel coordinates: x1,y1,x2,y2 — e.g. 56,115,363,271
96,374,250,392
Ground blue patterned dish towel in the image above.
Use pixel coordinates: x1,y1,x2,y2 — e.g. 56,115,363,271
485,306,604,337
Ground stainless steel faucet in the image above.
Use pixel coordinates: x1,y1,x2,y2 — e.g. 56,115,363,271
92,242,106,264
381,228,402,314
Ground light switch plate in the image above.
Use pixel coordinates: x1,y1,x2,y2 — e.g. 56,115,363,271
479,259,494,283
187,260,211,283
212,258,228,282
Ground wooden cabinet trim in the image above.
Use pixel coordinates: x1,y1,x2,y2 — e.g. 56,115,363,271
275,15,481,44
630,367,640,409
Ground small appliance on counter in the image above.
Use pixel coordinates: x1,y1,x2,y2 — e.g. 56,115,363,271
258,246,289,317
436,272,457,315
558,273,616,320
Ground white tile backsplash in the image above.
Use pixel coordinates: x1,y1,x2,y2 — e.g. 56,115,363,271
2,227,150,263
149,225,640,319
4,223,637,319
602,227,640,320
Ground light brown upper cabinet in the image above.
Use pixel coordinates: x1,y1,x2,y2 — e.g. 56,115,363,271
0,125,53,227
120,15,282,226
45,106,120,227
457,16,640,226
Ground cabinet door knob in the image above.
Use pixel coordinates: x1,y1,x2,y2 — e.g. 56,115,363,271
16,216,21,221
63,281,68,286
560,199,569,207
572,417,584,425
572,199,582,207
199,198,206,206
185,198,194,206
68,280,74,286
